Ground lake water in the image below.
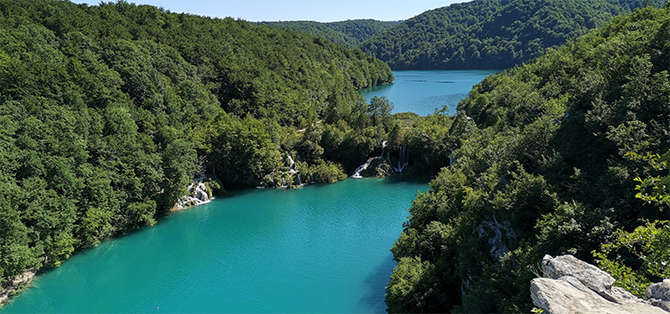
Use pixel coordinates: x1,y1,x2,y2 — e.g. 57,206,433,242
1,178,427,313
360,70,499,116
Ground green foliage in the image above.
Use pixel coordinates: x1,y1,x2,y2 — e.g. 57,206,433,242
593,151,670,297
387,5,670,312
630,151,670,210
258,19,399,49
386,256,449,313
0,0,393,287
594,220,670,296
362,0,667,70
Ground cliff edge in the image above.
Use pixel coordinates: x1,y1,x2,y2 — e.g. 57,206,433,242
531,255,670,314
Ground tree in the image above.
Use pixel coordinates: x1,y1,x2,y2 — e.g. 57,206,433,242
368,96,393,128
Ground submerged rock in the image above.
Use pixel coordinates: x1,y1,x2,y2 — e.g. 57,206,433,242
531,254,670,314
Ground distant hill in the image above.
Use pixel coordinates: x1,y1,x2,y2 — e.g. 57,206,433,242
257,19,400,49
361,0,667,69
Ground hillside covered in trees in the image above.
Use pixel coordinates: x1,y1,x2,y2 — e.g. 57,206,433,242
361,0,667,69
0,0,395,288
257,19,399,49
385,4,670,313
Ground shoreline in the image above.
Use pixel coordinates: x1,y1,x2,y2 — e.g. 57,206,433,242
0,269,37,307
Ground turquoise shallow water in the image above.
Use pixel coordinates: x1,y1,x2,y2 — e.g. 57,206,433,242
360,70,499,116
1,178,427,313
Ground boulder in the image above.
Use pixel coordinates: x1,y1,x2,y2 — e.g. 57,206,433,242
531,255,670,314
541,254,615,293
647,280,670,312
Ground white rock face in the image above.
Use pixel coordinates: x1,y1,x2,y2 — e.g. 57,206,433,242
531,255,670,314
541,254,615,293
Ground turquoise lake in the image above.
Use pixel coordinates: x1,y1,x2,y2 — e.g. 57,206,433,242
1,178,427,313
0,70,497,313
360,70,498,116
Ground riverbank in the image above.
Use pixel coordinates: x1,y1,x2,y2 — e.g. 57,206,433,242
0,269,36,307
0,179,428,313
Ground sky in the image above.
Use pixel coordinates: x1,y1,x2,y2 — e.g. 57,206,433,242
70,0,469,22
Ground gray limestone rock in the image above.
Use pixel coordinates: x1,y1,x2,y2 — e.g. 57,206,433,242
532,255,670,314
649,299,670,312
647,280,670,312
647,280,670,301
542,254,615,293
531,276,668,314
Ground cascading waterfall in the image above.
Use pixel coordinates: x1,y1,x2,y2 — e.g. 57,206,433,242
259,153,304,189
175,176,213,210
351,141,389,178
394,145,409,173
351,157,376,179
280,153,301,188
287,154,296,172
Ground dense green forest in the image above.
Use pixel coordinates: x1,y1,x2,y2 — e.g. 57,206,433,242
385,4,670,313
0,0,395,287
361,0,667,69
258,19,399,49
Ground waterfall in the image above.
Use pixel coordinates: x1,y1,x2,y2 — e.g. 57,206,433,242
260,152,304,189
379,141,387,158
175,176,213,210
394,146,409,173
423,154,431,166
351,141,389,178
351,157,376,178
287,154,295,171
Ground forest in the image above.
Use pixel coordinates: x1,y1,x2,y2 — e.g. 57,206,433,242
257,19,399,49
385,3,670,312
0,0,395,287
361,0,668,69
1,0,670,312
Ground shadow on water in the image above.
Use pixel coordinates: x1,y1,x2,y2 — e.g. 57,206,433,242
359,83,394,94
359,255,398,313
379,175,430,186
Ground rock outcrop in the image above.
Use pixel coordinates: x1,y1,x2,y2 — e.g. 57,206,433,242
531,254,670,314
0,269,36,306
647,280,670,312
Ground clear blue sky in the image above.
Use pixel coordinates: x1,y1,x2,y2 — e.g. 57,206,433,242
70,0,469,22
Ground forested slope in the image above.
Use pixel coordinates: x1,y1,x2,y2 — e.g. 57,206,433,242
386,4,670,313
258,20,399,49
362,0,667,69
0,0,394,288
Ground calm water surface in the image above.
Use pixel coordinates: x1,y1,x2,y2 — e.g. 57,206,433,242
1,178,427,313
360,70,499,116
